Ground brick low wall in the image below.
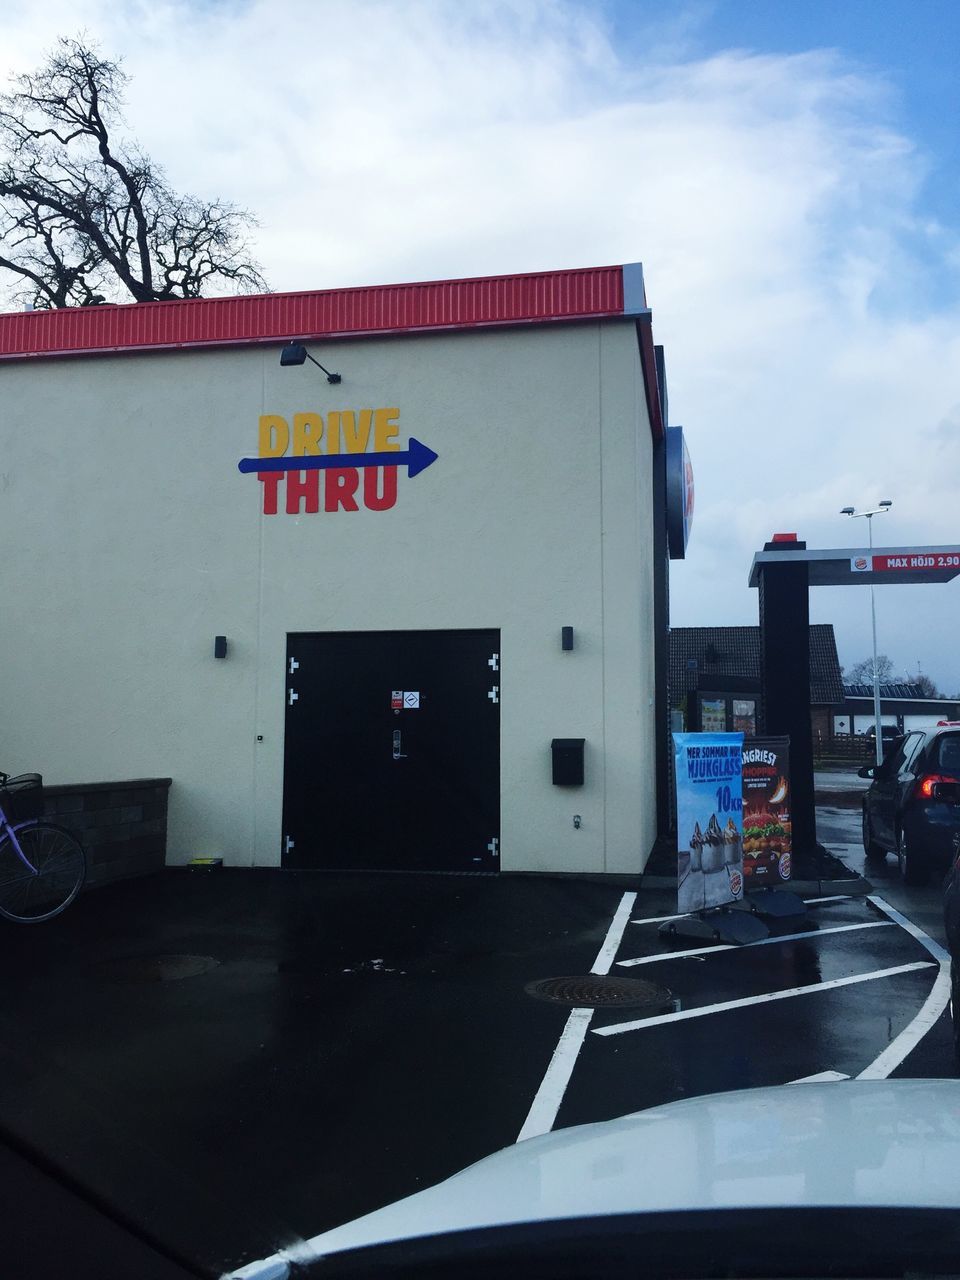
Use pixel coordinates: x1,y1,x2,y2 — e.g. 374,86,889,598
41,779,172,889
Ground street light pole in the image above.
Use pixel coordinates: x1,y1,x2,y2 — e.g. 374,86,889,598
841,501,892,765
867,516,883,766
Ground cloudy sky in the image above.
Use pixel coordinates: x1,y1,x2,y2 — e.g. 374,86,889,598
2,0,958,693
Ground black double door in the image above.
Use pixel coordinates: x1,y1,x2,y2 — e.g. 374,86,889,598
282,630,500,871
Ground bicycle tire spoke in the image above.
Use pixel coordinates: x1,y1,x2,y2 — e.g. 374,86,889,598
0,824,85,922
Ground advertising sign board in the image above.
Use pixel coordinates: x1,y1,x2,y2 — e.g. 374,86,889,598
673,732,744,914
872,552,960,573
666,426,695,560
741,736,792,884
700,698,727,733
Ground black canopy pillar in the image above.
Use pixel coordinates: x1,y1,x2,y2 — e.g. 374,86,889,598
756,538,816,855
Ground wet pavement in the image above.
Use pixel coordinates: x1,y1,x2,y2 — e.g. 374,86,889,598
814,769,870,796
0,839,953,1279
818,805,949,948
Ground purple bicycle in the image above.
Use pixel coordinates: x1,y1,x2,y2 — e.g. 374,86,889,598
0,773,86,922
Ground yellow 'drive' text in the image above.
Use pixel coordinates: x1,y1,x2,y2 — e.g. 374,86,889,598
258,409,400,457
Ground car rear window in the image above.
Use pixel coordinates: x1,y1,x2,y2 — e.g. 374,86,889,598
936,734,960,775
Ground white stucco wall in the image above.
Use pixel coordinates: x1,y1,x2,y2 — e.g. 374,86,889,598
0,317,658,873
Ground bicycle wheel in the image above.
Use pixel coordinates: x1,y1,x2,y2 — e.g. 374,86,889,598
0,822,86,923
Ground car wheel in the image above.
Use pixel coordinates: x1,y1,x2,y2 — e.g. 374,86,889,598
898,828,927,886
862,807,886,860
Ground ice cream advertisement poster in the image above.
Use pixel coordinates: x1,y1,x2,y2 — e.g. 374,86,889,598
673,732,745,914
741,736,792,884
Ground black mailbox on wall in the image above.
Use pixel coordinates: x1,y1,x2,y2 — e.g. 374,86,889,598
551,738,585,786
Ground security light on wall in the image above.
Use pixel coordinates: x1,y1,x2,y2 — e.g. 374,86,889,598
279,340,341,384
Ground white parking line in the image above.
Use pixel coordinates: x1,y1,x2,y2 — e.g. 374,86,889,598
591,892,639,975
516,891,636,1142
856,895,952,1079
592,961,935,1037
616,920,894,967
788,1070,850,1083
630,895,852,929
629,910,691,926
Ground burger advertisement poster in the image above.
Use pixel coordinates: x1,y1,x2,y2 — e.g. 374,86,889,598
673,732,745,914
741,736,792,883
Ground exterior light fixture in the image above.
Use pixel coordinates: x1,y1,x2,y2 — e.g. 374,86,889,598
214,636,228,659
279,340,341,384
840,500,894,764
561,627,574,651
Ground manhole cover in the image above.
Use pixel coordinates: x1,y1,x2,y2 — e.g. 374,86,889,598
87,954,220,983
524,975,672,1010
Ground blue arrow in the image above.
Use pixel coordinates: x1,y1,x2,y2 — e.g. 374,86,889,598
238,437,438,479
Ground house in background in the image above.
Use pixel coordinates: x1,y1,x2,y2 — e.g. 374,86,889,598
833,683,960,737
669,625,844,739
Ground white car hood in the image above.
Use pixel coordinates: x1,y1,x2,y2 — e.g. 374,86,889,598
229,1079,960,1279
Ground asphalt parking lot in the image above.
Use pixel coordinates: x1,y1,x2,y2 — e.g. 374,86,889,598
818,802,951,950
0,824,952,1280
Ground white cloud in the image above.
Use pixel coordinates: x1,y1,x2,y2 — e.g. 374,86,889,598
1,0,958,690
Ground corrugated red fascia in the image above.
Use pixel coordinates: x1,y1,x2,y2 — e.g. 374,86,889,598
0,265,626,362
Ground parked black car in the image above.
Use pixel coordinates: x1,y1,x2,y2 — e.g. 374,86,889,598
860,723,960,884
943,833,960,1065
865,724,902,745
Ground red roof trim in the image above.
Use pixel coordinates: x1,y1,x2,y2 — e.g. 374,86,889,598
0,265,630,362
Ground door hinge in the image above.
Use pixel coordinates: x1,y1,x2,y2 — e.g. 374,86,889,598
488,653,499,672
288,688,299,706
288,657,300,675
487,686,499,704
285,835,295,854
487,837,499,857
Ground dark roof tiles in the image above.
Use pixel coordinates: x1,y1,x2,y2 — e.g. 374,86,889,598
669,624,843,705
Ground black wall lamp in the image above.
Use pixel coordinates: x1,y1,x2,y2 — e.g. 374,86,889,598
561,627,574,651
279,340,341,384
214,636,228,659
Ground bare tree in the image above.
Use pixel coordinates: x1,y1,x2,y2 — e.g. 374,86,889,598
0,38,266,308
913,673,940,698
846,654,895,684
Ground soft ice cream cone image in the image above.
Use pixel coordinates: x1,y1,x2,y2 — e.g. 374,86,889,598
701,813,724,872
723,817,741,857
689,820,704,872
